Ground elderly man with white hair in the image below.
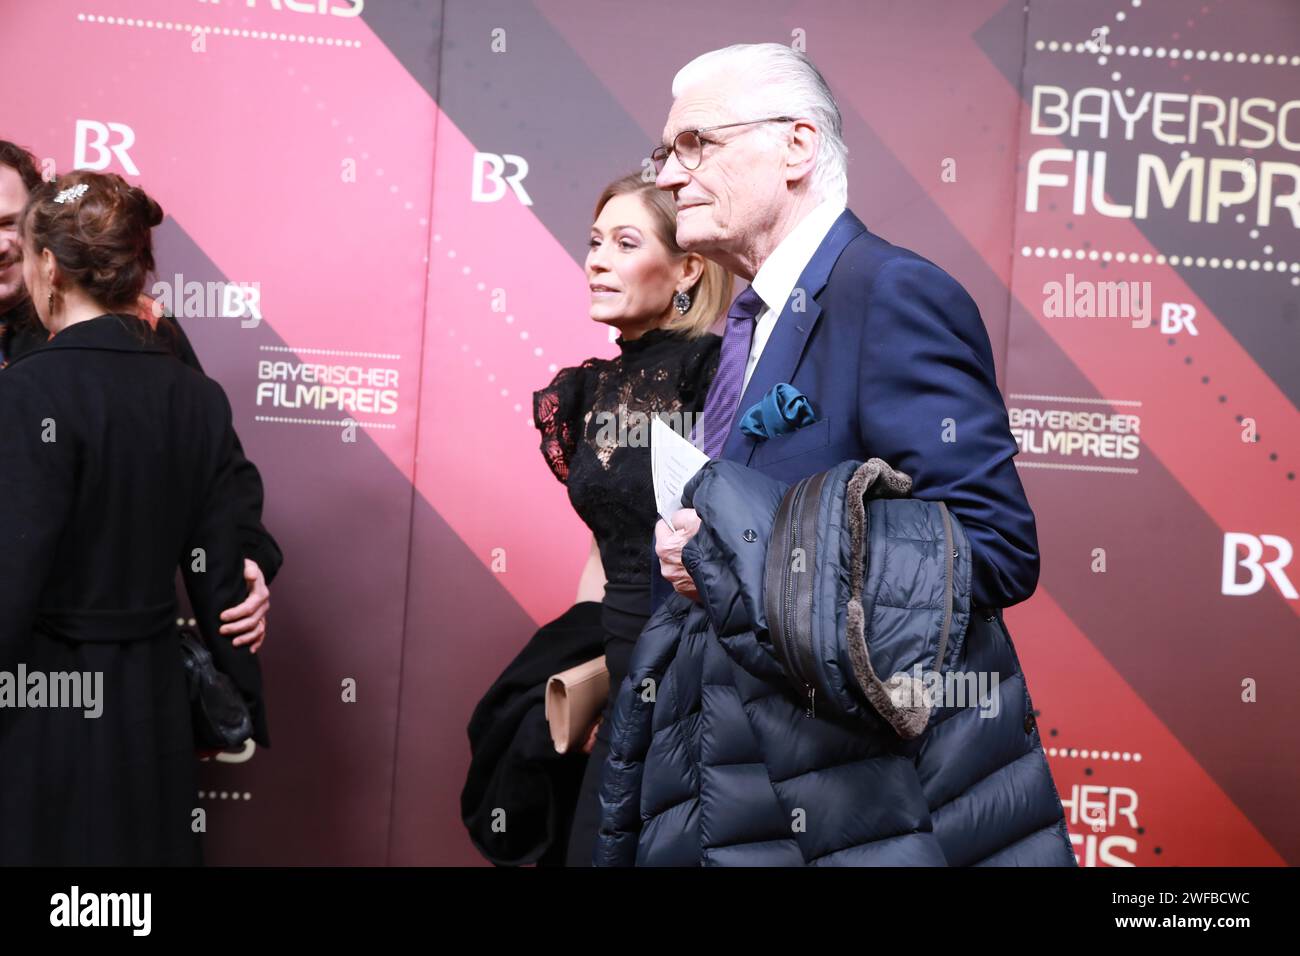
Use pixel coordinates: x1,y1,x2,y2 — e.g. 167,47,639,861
591,44,1074,867
650,41,1037,616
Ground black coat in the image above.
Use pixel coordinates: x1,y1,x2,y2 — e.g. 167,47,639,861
0,313,268,864
1,299,283,582
461,601,605,866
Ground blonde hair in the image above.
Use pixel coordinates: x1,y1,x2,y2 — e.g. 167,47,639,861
592,172,732,338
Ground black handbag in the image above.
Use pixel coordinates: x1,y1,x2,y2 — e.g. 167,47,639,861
178,623,254,750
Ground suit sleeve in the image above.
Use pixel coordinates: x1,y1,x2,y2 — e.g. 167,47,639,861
0,376,75,667
181,382,270,746
858,257,1039,608
163,314,284,584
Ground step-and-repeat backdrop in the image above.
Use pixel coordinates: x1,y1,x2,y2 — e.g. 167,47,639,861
2,0,1295,865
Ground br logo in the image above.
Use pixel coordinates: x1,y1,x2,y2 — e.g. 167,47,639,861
74,120,139,176
1222,533,1297,599
1160,303,1198,335
471,152,532,206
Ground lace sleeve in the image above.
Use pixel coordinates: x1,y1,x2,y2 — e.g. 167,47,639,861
533,364,588,484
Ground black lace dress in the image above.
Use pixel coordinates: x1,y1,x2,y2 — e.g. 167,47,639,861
533,325,720,865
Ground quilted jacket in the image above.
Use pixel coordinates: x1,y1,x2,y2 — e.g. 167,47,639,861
594,458,1076,866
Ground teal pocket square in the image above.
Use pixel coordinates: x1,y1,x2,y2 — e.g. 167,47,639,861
739,382,816,440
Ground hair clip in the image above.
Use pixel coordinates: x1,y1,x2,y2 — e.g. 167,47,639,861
53,183,89,204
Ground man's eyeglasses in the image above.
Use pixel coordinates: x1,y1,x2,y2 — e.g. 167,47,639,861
650,116,798,175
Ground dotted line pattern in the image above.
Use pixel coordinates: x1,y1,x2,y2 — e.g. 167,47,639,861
1207,185,1299,289
1028,5,1295,490
433,232,556,428
259,346,402,360
1020,247,1300,278
254,415,398,430
1015,461,1140,474
75,12,362,47
1010,332,1295,484
1048,748,1143,761
76,9,545,430
262,60,538,428
1166,338,1296,482
246,55,426,436
1010,393,1143,407
197,790,253,800
1034,39,1299,65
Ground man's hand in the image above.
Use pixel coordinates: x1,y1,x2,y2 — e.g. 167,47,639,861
654,508,703,603
219,559,269,653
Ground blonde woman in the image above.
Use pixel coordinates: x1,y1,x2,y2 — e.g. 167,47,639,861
533,172,731,865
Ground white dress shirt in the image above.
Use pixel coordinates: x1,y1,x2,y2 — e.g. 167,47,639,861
742,198,847,393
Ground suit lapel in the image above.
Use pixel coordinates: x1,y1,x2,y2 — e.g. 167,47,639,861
721,208,868,463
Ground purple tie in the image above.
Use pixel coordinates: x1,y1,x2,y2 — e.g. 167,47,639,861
698,285,765,458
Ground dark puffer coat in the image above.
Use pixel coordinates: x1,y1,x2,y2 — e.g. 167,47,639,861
594,458,1076,866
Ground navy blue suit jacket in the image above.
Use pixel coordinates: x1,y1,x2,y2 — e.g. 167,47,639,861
651,208,1039,613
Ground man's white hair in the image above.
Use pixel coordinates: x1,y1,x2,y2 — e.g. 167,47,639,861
671,43,848,206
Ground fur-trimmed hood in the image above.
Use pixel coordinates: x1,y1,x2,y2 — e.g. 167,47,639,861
594,457,1075,867
680,457,971,739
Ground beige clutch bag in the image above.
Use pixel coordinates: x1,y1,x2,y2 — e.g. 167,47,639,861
545,655,609,754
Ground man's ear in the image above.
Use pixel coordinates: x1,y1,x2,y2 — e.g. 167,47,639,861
784,119,819,187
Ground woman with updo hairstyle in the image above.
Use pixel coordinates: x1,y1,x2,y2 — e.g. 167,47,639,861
27,171,166,315
0,141,282,651
0,171,269,865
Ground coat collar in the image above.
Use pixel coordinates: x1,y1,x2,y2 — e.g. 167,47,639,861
4,313,169,367
721,207,869,462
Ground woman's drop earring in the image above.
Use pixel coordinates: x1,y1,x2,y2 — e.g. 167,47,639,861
673,290,691,315
47,290,53,314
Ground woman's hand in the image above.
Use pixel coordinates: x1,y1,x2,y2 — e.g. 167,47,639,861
581,715,603,755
